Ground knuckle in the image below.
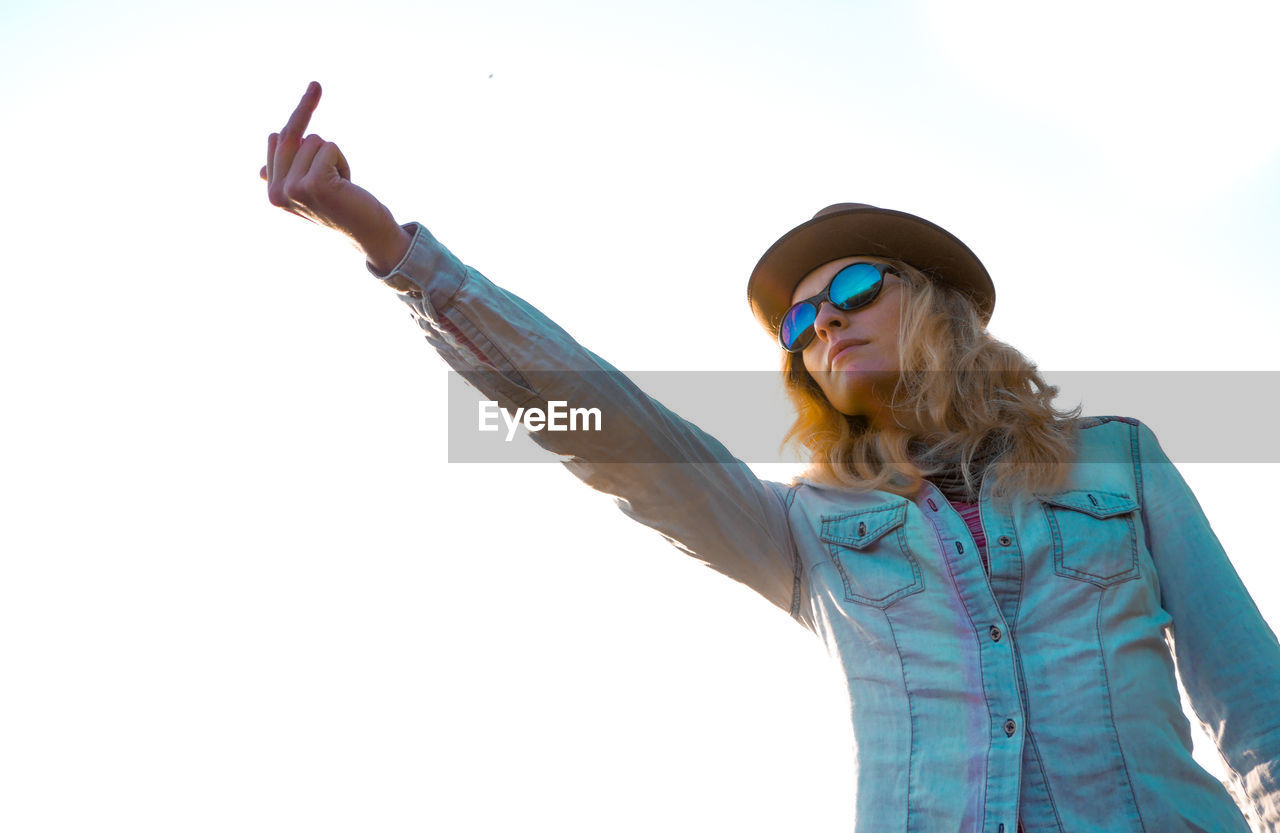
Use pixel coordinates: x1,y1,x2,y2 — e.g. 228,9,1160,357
283,180,312,202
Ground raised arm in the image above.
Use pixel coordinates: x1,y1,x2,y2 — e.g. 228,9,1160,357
260,83,803,618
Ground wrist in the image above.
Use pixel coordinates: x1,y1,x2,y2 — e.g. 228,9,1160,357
362,222,413,276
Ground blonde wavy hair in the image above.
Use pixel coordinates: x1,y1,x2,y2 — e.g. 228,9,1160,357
781,258,1079,497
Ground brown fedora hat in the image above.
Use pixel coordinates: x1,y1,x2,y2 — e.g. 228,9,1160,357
747,203,995,337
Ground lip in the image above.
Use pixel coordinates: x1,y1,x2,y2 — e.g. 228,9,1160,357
828,339,869,368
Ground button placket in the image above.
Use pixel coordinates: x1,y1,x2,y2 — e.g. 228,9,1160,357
920,482,1023,824
963,487,1024,827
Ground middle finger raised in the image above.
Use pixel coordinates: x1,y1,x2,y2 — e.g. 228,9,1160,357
281,81,321,139
271,83,320,188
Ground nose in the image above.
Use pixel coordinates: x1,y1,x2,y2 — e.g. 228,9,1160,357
812,302,848,343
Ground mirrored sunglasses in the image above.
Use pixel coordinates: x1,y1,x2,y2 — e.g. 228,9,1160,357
778,261,890,353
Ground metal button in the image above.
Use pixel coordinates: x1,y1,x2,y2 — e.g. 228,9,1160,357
1004,718,1017,736
997,535,1012,547
989,625,1002,642
858,522,867,536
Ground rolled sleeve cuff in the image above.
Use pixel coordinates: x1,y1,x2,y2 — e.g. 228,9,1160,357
365,221,469,317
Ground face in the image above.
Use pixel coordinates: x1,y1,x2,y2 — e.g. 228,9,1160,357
789,257,904,428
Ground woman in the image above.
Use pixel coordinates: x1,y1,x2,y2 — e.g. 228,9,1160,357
262,82,1279,833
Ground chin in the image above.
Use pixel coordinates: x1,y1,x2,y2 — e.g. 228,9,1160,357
820,375,897,421
823,389,875,418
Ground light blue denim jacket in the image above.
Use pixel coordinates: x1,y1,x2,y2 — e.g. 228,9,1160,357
371,221,1280,833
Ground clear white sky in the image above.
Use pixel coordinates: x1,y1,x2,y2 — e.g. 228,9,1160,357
2,1,1277,830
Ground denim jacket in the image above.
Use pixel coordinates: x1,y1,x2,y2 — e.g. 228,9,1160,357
371,221,1280,833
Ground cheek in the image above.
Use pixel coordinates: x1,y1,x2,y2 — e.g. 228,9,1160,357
875,301,904,359
801,347,825,378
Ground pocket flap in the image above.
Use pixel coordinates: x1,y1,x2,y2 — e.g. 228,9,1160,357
821,504,908,549
1039,489,1138,519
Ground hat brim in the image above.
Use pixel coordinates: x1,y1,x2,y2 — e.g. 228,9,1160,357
747,204,994,337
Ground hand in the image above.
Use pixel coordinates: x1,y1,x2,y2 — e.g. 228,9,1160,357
261,82,411,274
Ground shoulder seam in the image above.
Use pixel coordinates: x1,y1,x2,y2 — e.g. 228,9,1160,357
1077,415,1141,430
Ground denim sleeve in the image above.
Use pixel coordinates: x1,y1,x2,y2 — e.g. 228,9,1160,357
366,222,803,618
1138,421,1280,829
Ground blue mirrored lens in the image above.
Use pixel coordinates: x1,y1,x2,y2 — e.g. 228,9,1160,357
780,302,817,351
830,262,883,309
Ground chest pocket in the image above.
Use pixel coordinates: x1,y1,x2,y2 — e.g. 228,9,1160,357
820,504,923,609
1039,490,1140,587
